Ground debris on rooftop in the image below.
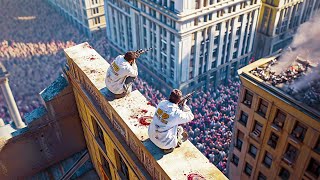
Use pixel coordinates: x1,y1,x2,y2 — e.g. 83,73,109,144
251,56,320,111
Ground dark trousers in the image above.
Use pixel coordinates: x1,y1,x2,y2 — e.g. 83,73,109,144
114,76,136,99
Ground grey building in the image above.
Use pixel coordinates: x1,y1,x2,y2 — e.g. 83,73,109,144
105,0,261,93
47,0,106,37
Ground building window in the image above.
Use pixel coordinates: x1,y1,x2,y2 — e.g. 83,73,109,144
307,158,320,178
115,150,129,179
251,121,263,139
231,154,239,166
273,109,286,129
141,4,146,12
93,116,106,150
267,132,279,149
169,0,175,11
290,122,307,142
258,172,267,180
170,32,175,42
283,144,299,165
279,167,290,180
248,144,258,158
236,130,244,151
263,152,273,168
314,137,320,154
94,17,100,24
194,18,199,26
101,154,112,179
244,163,252,176
170,45,175,55
257,99,268,117
93,7,99,14
239,111,248,126
243,90,253,107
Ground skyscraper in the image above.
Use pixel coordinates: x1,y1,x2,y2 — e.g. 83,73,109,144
254,0,320,58
105,0,261,93
47,0,106,37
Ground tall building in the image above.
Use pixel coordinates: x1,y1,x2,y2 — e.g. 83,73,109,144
47,0,106,37
228,55,320,179
105,0,261,93
64,43,228,179
254,0,320,58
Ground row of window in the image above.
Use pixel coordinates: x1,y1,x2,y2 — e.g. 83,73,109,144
193,0,258,28
194,0,258,10
242,89,312,143
91,0,99,5
145,0,175,11
141,3,176,29
232,153,320,179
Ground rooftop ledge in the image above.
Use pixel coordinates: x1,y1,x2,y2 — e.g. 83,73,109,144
237,55,320,121
64,42,227,180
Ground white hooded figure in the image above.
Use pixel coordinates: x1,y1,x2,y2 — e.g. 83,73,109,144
105,52,138,98
148,89,194,153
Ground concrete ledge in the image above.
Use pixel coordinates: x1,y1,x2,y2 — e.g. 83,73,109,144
64,42,228,179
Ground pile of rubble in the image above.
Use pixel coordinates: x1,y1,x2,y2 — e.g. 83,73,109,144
251,58,311,86
251,57,320,111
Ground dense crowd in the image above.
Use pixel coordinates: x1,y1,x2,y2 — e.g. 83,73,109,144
0,0,109,121
0,0,240,175
133,79,240,174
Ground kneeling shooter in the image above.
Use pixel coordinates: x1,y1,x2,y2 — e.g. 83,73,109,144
105,51,138,99
148,89,194,153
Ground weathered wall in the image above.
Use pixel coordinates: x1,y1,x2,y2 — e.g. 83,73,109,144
64,42,228,180
0,78,86,179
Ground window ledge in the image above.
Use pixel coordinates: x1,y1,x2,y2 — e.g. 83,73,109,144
289,135,303,145
271,123,282,132
249,132,261,143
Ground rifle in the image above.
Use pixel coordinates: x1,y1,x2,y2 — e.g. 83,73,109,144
135,48,153,58
178,91,196,106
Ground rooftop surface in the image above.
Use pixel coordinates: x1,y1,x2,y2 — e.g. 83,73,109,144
64,42,227,179
238,55,320,120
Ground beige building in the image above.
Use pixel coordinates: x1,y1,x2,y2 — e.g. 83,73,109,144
47,0,106,37
228,55,320,179
254,0,320,58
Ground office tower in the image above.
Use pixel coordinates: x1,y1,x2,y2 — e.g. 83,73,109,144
105,0,260,93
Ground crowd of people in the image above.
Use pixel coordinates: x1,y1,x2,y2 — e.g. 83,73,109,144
0,0,110,121
0,0,240,175
133,79,240,174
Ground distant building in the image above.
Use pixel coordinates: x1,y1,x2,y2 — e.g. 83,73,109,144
228,55,320,179
64,43,228,179
47,0,106,37
105,0,261,93
254,0,320,58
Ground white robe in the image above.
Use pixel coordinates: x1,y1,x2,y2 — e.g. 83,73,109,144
105,55,138,94
148,100,194,149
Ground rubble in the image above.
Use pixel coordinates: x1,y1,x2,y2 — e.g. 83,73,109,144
251,57,320,111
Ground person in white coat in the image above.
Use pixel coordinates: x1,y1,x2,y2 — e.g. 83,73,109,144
148,89,194,153
105,51,138,99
